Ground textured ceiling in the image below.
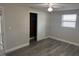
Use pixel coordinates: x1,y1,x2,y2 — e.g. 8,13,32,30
0,3,79,11
25,3,79,11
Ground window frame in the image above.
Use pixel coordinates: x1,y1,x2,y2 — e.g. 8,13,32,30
61,14,77,28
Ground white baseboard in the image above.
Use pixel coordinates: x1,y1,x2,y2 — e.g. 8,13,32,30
48,36,79,47
5,43,29,53
37,36,48,41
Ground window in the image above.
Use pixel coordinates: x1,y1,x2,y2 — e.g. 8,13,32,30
62,14,77,28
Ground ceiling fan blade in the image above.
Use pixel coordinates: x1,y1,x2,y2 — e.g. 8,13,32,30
45,3,63,8
53,5,63,8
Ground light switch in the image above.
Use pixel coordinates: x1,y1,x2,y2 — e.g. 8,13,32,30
0,41,2,45
0,46,3,50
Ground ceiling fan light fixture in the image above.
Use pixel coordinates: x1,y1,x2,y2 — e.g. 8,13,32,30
48,7,53,12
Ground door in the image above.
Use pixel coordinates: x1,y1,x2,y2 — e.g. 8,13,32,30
0,12,5,56
30,13,37,44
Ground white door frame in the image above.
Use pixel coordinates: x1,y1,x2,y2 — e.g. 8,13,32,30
0,6,5,55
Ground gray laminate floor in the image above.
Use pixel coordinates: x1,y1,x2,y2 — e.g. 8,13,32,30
6,38,79,56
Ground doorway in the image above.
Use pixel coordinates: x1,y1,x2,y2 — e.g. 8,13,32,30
30,12,37,45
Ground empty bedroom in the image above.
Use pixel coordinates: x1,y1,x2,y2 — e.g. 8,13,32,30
0,3,79,56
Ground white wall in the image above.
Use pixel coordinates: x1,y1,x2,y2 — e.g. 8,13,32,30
37,11,49,41
50,9,79,44
1,5,49,53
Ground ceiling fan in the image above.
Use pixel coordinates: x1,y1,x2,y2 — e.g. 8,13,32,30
47,3,62,12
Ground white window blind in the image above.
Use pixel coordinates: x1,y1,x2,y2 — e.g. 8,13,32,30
62,14,77,28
